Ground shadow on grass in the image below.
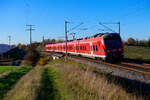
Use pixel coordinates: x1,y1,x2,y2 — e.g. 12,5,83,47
37,68,59,100
94,71,150,100
0,67,31,99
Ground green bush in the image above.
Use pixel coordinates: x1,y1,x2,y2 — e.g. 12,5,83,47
39,56,53,66
22,47,40,66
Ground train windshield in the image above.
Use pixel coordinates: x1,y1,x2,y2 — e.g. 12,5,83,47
104,34,122,50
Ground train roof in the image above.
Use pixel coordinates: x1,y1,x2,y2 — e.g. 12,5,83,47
46,33,120,46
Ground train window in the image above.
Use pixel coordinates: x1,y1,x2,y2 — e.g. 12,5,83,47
93,45,95,51
99,42,100,46
96,45,98,51
85,46,86,50
80,46,82,50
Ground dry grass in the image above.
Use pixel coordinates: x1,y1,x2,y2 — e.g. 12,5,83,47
51,59,142,100
4,66,44,100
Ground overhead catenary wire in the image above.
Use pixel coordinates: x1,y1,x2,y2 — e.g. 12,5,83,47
98,22,118,33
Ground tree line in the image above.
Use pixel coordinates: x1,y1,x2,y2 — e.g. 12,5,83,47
124,37,150,47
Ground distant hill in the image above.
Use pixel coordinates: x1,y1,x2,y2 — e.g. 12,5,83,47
0,44,13,54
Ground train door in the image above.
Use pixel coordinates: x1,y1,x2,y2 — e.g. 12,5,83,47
75,43,76,53
98,41,103,55
92,42,99,55
90,42,93,55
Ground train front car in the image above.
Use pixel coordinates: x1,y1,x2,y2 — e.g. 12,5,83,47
103,33,124,61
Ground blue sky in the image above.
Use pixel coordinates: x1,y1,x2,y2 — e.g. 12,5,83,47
0,0,150,44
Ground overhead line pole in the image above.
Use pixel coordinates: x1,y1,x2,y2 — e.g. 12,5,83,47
42,35,45,46
65,21,68,62
8,36,11,45
118,21,120,35
64,21,83,62
26,24,35,45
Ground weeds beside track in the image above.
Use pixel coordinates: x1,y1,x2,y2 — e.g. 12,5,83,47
43,59,141,100
70,55,150,76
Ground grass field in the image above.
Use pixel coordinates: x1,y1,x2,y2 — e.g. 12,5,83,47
0,66,18,74
124,45,150,60
2,58,145,100
0,66,31,99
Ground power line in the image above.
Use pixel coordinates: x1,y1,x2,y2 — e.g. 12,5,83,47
98,22,120,35
67,22,84,33
26,24,35,44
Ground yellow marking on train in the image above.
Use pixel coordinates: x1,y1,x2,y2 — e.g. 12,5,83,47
92,41,97,43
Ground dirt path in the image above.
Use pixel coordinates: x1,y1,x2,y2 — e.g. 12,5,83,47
0,71,11,78
4,66,44,100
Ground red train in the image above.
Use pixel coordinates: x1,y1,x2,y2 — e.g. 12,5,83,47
45,33,124,61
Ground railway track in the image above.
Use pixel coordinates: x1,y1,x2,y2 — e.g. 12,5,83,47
41,51,150,76
70,55,150,76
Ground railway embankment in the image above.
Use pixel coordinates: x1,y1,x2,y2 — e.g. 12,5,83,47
69,57,150,100
4,58,143,100
37,59,141,100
